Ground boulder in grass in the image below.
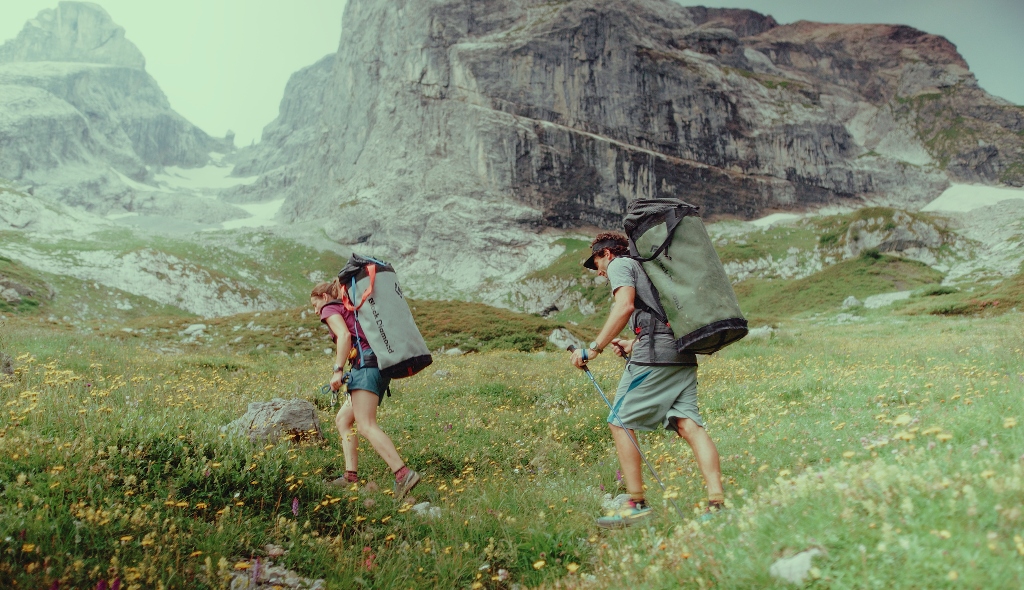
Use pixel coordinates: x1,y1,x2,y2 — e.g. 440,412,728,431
1,351,12,375
842,296,862,309
769,548,823,584
223,398,323,443
548,328,583,352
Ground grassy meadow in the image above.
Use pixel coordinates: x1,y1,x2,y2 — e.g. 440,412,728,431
2,202,1022,588
1,307,1022,588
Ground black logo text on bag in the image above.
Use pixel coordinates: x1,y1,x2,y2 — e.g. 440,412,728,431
367,297,395,354
395,282,404,299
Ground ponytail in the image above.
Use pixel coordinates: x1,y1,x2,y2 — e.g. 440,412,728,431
310,279,344,301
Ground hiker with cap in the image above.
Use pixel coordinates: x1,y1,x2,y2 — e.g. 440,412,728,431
570,232,724,528
310,279,421,503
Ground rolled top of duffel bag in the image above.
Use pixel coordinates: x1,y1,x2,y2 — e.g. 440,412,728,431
624,198,748,355
338,254,433,379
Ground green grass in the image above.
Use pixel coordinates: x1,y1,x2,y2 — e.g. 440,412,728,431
809,207,940,249
92,299,592,358
1,229,351,313
896,268,1024,317
524,238,591,283
715,226,819,264
1,308,1021,588
735,251,945,323
0,255,53,314
409,299,585,352
722,67,802,92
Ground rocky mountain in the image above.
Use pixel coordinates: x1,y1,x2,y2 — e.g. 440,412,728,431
0,2,238,221
229,0,1022,298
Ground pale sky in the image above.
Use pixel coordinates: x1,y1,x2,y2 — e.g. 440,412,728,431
0,0,346,146
1,1,1021,149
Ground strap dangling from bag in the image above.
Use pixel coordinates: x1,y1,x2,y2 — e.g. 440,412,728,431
341,264,377,312
348,276,367,369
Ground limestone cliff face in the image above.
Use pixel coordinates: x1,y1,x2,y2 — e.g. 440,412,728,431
234,0,1021,297
745,21,1024,186
0,2,233,215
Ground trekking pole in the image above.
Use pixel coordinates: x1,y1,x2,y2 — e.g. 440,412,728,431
567,346,687,521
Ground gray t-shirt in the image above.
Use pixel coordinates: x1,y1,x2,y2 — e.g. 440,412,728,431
606,257,696,366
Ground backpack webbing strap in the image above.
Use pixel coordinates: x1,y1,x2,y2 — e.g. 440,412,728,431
341,264,376,312
628,206,686,263
348,276,367,369
647,312,656,363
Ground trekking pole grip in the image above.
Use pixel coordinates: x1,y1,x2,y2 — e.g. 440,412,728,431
566,344,585,364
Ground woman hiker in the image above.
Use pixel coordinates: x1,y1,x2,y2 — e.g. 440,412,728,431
310,279,421,502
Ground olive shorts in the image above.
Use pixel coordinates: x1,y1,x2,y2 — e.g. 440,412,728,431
607,364,702,432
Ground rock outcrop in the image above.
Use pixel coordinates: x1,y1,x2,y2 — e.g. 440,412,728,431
0,1,145,68
0,2,236,217
232,0,1022,298
223,398,324,443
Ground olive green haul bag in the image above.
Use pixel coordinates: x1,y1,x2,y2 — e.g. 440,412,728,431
337,254,433,379
623,198,747,355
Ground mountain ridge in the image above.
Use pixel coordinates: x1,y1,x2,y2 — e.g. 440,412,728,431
223,0,1021,297
0,2,238,223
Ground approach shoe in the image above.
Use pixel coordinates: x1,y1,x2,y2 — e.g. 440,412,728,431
327,476,358,490
393,469,421,502
595,503,653,529
698,504,726,523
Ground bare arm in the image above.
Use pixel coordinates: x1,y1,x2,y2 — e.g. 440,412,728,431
596,286,635,349
572,286,635,367
325,314,352,390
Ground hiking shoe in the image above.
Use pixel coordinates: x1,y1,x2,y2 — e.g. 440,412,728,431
328,476,358,490
595,504,653,529
393,469,421,502
698,504,726,523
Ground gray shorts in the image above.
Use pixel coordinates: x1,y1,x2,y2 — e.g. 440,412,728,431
607,364,702,432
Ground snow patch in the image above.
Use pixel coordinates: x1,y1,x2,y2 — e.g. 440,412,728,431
750,212,803,227
220,199,285,230
922,184,1024,213
154,165,258,192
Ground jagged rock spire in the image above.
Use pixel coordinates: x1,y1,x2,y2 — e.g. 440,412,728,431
0,1,146,69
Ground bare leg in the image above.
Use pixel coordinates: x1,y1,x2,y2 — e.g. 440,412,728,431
350,389,404,472
335,401,358,473
675,418,723,497
609,424,644,496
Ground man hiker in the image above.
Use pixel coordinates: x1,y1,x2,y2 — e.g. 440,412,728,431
570,232,725,528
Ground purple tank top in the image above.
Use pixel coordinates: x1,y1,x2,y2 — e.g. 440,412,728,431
319,302,372,353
